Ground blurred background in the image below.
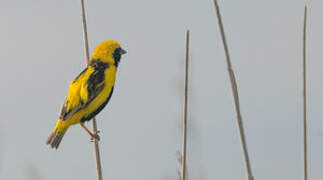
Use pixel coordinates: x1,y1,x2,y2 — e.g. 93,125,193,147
0,0,322,179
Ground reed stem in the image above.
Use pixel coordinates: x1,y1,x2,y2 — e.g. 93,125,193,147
212,1,254,179
80,0,103,179
302,5,308,180
181,30,190,180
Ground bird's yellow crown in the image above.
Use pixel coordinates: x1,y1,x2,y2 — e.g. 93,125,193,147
91,40,124,65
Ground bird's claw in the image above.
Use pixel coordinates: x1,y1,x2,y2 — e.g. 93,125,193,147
90,131,100,142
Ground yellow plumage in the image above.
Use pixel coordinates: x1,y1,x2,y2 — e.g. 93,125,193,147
46,40,126,149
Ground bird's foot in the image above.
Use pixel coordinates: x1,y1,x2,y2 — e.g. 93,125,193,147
90,130,100,142
80,123,101,142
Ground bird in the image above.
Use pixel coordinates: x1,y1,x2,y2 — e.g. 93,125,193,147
46,40,126,149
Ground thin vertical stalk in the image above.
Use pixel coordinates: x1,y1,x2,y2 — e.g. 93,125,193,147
181,30,190,180
212,1,254,180
81,0,90,64
303,5,308,180
80,0,103,180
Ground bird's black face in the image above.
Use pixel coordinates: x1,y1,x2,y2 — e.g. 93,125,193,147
113,48,127,67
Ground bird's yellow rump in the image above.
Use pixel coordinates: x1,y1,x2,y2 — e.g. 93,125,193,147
46,40,126,149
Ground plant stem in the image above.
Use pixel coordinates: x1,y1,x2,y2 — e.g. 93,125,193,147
212,1,254,180
181,30,190,180
81,0,90,64
303,5,308,180
80,0,103,180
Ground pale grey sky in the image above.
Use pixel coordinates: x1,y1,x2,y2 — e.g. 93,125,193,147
1,0,323,180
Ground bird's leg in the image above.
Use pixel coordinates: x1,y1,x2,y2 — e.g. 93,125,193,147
80,123,100,141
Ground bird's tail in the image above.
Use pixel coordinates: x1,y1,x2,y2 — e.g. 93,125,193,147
46,121,68,149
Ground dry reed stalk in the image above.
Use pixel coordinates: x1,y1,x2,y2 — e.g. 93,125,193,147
302,5,308,180
181,30,190,180
212,1,254,180
80,0,103,180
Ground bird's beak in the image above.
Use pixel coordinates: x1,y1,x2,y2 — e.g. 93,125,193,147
120,48,127,55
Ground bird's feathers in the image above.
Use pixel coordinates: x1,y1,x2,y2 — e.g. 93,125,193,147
47,40,125,149
59,61,111,121
46,125,68,149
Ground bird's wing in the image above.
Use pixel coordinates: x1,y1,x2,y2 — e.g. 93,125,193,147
59,66,106,121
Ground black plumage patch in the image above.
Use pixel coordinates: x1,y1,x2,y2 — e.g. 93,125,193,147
113,48,122,67
86,61,109,104
81,86,114,122
89,60,109,69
